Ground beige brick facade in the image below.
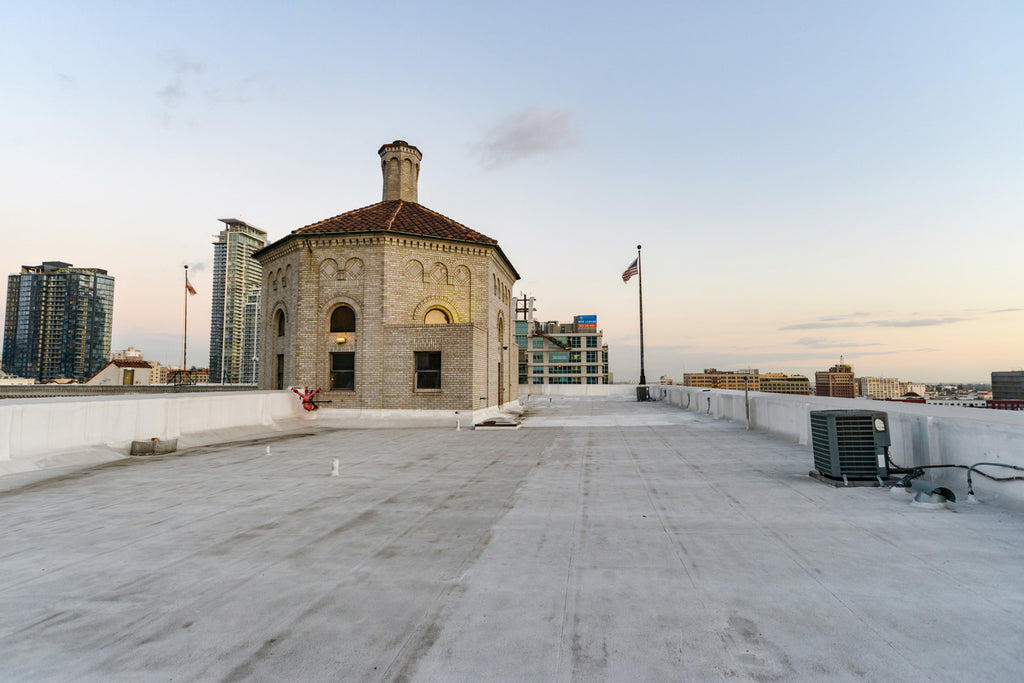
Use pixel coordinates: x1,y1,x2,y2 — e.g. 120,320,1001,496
254,142,519,411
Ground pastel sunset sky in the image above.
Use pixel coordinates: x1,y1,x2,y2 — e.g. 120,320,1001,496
3,1,1022,383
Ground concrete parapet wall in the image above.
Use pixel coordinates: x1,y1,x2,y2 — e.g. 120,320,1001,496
650,385,1024,510
520,384,637,398
308,400,522,430
0,391,306,476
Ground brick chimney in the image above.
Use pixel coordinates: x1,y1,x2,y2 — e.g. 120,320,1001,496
378,140,422,203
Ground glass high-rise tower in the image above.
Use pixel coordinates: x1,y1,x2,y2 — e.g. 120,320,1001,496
2,261,115,382
210,219,266,384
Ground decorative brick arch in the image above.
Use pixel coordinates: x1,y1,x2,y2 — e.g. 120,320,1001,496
429,262,449,285
342,258,364,281
319,258,338,281
413,296,463,323
319,295,364,332
405,259,425,282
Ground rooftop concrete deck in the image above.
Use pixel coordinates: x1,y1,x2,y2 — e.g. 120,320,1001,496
1,396,1021,681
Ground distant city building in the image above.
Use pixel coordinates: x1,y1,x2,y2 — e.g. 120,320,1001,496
152,364,172,384
2,261,115,382
111,346,145,361
86,359,158,385
0,369,34,385
856,376,902,400
759,372,812,395
927,398,988,409
682,369,811,395
168,366,210,384
991,370,1024,401
210,219,267,384
815,363,856,398
684,368,760,391
987,399,1024,411
515,298,609,385
241,286,261,384
900,381,927,397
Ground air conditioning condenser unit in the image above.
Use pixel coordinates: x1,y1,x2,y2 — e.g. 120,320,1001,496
810,410,890,480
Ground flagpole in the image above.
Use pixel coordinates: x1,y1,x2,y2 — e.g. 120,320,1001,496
637,244,646,386
183,265,189,376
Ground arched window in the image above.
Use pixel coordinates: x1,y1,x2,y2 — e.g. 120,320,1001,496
276,310,286,337
424,308,450,325
330,305,356,332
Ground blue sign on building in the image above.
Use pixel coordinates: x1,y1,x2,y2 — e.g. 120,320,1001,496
577,315,597,329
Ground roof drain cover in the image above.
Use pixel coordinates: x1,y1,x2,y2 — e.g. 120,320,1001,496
910,481,956,509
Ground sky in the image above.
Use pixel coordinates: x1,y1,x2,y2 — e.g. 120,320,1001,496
2,1,1023,384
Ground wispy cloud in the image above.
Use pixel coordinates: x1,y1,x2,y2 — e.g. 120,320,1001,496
875,318,966,328
158,56,205,126
992,308,1023,314
474,107,579,169
817,312,870,322
781,317,966,331
794,337,882,349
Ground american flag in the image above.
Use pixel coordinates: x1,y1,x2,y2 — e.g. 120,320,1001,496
622,258,638,282
186,277,197,296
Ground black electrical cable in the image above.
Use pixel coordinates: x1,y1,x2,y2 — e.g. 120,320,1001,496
967,462,1024,496
886,453,1024,494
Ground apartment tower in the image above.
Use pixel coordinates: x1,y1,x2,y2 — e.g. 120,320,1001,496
210,219,267,384
2,261,115,382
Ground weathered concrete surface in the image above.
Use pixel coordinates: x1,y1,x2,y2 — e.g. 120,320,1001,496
0,396,1021,681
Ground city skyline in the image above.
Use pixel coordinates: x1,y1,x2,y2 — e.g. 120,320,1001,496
3,2,1023,383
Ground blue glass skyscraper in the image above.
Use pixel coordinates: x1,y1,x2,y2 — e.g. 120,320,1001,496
2,261,115,382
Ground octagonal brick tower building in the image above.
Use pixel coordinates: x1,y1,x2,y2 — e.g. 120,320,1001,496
252,141,520,411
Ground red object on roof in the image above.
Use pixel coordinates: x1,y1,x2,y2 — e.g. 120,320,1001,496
291,200,498,245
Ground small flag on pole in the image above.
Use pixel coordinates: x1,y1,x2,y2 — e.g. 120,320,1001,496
622,258,638,282
186,277,197,296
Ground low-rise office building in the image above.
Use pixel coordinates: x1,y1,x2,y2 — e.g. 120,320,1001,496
683,369,810,395
759,372,812,395
992,370,1024,401
856,376,902,400
816,363,857,398
515,300,609,385
684,369,760,391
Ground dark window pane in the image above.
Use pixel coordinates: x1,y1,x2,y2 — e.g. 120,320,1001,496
415,351,441,390
330,306,356,332
330,352,355,390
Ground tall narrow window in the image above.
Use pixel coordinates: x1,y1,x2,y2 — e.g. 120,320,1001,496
276,310,286,337
330,352,355,390
330,306,356,332
415,351,441,390
275,354,284,390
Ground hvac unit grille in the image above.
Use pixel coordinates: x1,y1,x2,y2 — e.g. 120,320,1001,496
810,410,890,479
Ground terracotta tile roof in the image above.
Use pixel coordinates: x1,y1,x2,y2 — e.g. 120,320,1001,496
112,359,154,369
291,201,498,245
